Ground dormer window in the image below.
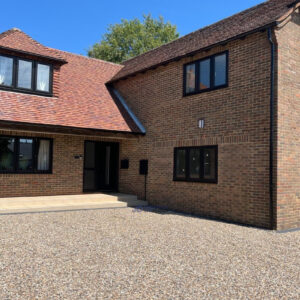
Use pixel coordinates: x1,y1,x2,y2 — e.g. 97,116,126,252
0,54,52,96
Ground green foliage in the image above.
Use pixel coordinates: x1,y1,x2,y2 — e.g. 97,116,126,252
88,14,179,63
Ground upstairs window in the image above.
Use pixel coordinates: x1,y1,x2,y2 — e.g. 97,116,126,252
0,54,52,95
174,146,218,183
183,51,228,96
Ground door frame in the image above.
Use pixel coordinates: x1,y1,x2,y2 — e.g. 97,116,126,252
83,140,119,193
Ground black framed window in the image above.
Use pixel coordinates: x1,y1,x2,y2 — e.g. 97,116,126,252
0,136,53,174
183,51,228,96
0,54,52,96
174,146,218,183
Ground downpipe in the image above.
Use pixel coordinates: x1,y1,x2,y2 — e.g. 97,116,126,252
268,28,275,230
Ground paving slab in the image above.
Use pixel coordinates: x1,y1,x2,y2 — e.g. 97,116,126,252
0,193,147,214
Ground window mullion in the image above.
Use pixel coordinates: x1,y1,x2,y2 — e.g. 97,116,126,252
13,58,17,88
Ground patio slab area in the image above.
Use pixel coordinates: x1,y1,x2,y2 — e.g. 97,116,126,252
0,193,147,214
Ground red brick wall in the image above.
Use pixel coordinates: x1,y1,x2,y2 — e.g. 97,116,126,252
275,9,300,230
116,31,273,229
1,19,298,230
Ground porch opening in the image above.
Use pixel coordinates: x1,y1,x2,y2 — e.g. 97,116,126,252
83,141,119,192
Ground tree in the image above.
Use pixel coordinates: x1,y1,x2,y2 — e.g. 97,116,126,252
88,14,179,63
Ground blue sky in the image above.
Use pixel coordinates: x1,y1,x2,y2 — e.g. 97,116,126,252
1,0,265,55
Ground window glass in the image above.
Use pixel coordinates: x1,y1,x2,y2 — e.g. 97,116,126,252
174,146,217,182
105,146,111,185
185,63,195,94
203,148,216,180
0,56,13,86
214,54,227,86
17,60,32,89
199,59,210,90
37,139,50,171
0,137,15,171
18,138,33,171
175,149,186,178
36,63,50,92
189,148,200,179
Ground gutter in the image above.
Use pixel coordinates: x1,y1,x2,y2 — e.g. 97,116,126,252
268,27,275,230
0,119,144,136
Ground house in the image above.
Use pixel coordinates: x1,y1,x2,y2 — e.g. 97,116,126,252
0,0,299,231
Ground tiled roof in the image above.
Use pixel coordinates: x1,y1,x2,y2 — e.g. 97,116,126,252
111,0,299,82
0,28,65,62
0,30,143,134
0,0,298,134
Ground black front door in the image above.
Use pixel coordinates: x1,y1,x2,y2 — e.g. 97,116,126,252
83,141,119,192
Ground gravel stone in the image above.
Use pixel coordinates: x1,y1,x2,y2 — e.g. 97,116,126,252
0,207,299,299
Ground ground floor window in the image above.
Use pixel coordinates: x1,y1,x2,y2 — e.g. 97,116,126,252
0,136,53,173
173,145,217,183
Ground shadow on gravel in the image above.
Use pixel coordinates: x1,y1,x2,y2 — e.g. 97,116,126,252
132,205,272,232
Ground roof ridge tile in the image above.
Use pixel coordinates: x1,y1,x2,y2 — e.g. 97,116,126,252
47,47,123,67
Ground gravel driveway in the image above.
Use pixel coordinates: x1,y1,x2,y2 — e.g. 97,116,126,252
0,207,299,299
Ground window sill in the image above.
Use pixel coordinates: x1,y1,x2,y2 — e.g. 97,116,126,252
173,178,218,184
0,85,53,97
0,171,52,175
